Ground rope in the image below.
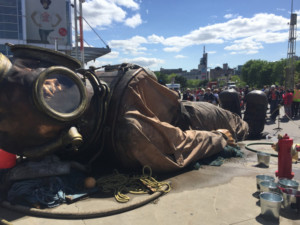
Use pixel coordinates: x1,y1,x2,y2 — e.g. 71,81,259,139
0,218,13,225
7,177,66,208
282,109,300,128
96,166,171,203
270,104,300,127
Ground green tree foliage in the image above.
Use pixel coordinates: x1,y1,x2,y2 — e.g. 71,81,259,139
154,72,168,85
156,72,188,88
199,79,208,87
187,79,201,88
175,75,187,88
241,59,290,88
294,60,300,84
167,73,177,83
271,59,286,85
241,60,265,87
231,75,246,87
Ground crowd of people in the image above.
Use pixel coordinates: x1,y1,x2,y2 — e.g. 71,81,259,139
179,83,300,121
182,87,220,105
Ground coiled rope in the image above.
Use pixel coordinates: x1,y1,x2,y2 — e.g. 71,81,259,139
96,165,171,203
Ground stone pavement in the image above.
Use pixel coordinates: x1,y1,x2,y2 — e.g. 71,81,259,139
1,107,300,225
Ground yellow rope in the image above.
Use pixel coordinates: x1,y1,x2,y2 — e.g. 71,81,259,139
96,166,171,203
0,218,13,225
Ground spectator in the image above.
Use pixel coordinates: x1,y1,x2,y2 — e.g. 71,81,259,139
292,83,300,118
212,89,219,106
244,85,249,96
282,89,293,118
267,85,282,121
182,88,194,101
203,88,215,103
196,88,205,101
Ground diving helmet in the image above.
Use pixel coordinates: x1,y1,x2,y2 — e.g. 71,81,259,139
0,44,97,158
0,43,89,122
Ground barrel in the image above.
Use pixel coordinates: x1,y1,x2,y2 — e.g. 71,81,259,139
243,90,268,138
219,89,241,117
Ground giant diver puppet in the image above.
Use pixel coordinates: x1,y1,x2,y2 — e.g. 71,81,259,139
0,44,267,174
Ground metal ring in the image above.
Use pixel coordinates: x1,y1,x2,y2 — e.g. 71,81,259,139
33,66,88,122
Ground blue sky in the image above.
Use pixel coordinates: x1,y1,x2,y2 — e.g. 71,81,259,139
79,0,300,71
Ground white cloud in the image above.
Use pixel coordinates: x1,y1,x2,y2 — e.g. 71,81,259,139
224,14,233,19
81,0,142,30
112,0,139,10
148,34,165,43
207,51,216,54
109,36,148,55
175,55,186,59
101,51,119,59
163,46,182,52
124,14,142,28
225,38,263,54
86,59,113,68
151,13,289,54
89,8,290,57
121,57,164,68
224,13,239,19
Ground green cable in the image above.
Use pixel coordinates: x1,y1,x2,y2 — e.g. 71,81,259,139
245,142,278,157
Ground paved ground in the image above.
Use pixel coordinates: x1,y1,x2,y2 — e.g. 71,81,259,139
1,107,300,225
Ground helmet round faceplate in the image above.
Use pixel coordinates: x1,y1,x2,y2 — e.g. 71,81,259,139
0,53,12,82
33,66,88,122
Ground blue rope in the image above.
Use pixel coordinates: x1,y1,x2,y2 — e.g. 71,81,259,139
6,170,87,208
7,177,66,208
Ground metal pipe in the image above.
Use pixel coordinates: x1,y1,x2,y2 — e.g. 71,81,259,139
79,0,85,66
73,0,78,59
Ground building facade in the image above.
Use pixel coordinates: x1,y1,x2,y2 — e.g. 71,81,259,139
159,47,243,82
198,46,208,80
209,63,234,80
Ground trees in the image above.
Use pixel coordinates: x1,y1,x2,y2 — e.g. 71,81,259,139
175,75,187,88
155,72,188,88
157,58,300,90
241,59,289,88
154,72,168,85
241,60,265,87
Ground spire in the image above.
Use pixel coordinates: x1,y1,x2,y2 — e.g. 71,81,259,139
203,46,205,54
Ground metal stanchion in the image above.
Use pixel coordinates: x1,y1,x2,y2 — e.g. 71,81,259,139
273,105,282,134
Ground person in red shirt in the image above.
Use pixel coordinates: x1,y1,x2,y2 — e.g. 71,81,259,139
282,89,293,118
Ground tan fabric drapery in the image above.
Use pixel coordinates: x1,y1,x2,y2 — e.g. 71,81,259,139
112,70,249,172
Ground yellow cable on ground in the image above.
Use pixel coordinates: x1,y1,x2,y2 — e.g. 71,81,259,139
96,166,171,203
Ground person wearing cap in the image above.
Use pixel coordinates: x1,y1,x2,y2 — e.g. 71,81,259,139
267,85,282,121
203,87,215,103
182,88,194,101
196,88,205,101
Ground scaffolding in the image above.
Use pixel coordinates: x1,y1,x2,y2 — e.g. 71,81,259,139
72,0,111,65
286,0,297,89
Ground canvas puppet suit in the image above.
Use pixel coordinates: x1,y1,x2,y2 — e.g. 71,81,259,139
0,44,249,173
